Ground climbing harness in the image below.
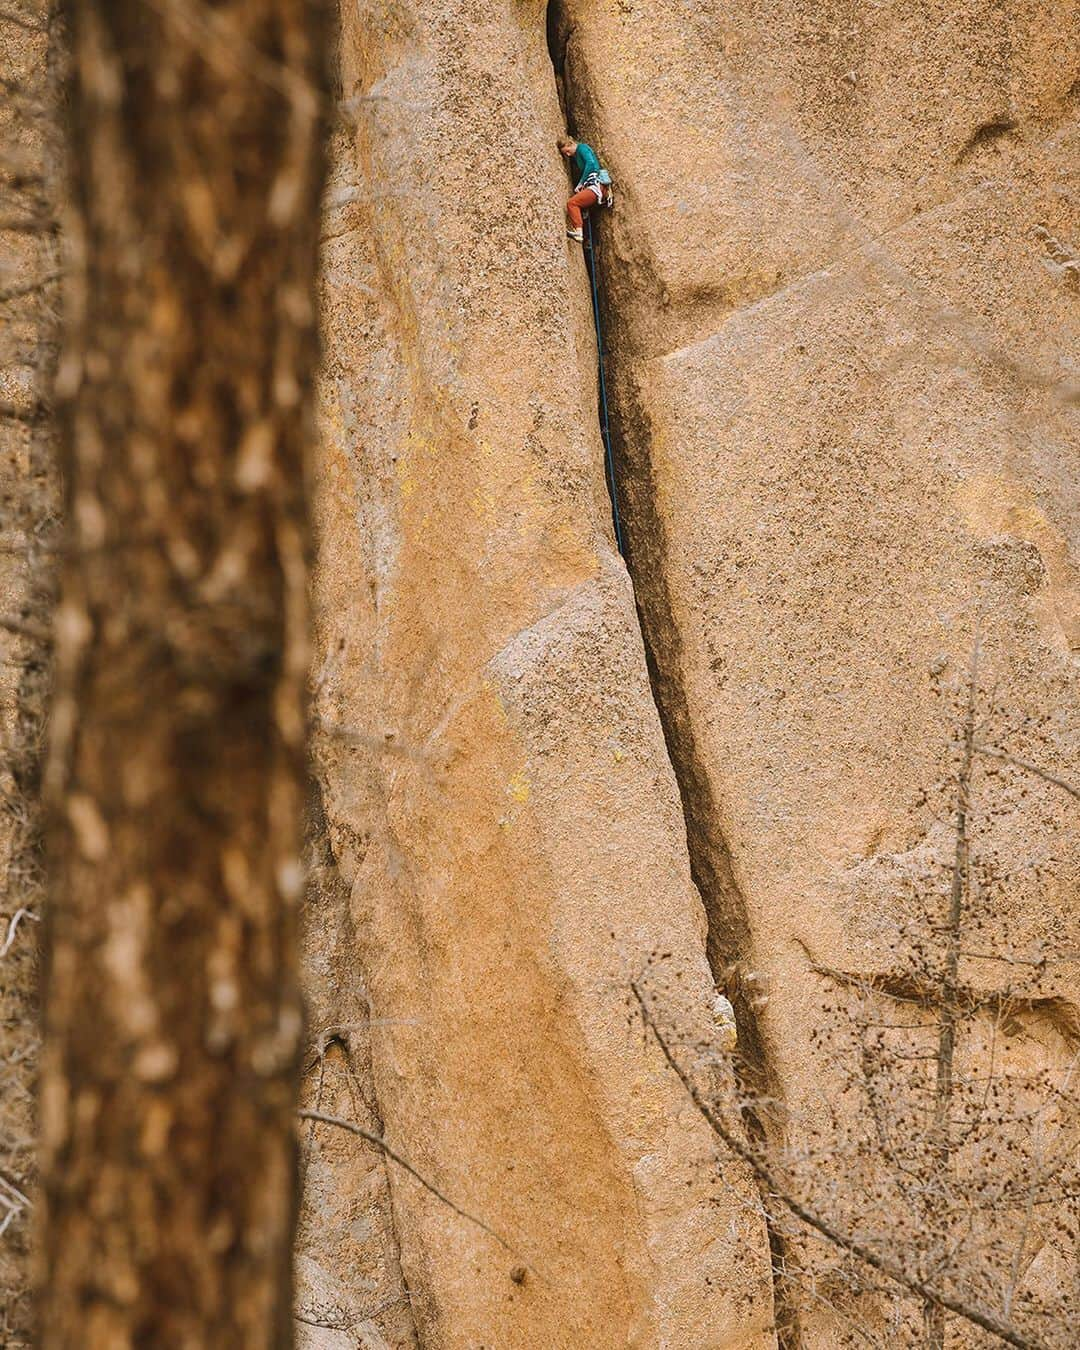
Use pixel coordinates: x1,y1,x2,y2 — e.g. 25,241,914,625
583,212,625,558
577,167,613,201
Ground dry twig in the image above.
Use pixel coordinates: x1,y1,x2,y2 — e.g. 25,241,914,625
297,1109,527,1266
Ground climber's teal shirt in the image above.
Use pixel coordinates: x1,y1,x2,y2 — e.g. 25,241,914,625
572,141,602,188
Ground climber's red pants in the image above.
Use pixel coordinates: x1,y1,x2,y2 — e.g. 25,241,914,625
566,185,603,231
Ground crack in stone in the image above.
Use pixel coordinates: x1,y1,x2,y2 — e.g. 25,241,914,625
545,5,802,1343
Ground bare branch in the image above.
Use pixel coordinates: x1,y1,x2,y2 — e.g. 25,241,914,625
137,0,316,109
0,909,39,959
975,744,1080,802
631,981,1050,1350
0,613,50,644
297,1109,527,1266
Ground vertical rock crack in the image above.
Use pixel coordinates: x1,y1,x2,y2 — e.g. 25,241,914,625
546,6,802,1341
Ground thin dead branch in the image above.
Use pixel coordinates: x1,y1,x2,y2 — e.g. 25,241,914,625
0,908,39,959
297,1109,527,1266
974,744,1080,802
0,613,50,644
631,981,1050,1350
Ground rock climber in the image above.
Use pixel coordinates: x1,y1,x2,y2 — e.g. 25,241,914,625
558,133,611,242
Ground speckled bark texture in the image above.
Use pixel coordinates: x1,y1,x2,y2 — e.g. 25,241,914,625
38,3,329,1344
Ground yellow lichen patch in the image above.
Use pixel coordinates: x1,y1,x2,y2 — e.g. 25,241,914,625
395,456,416,500
480,678,510,730
506,771,530,805
513,465,549,543
396,426,439,504
466,438,502,519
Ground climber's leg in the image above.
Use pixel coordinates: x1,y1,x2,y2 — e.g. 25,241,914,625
567,187,601,239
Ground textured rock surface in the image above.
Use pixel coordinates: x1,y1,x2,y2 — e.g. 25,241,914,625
0,7,52,1339
557,0,1080,1338
309,0,1079,1344
296,789,418,1350
560,0,1078,1054
307,3,775,1347
0,0,1071,1342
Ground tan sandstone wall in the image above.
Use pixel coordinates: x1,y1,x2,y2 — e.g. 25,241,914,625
308,3,776,1347
558,0,1079,1340
310,0,1078,1344
559,0,1079,1057
0,1,1074,1345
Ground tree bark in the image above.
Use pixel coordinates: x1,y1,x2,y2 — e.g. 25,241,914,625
38,2,329,1344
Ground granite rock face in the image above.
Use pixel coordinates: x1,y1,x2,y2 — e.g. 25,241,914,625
556,0,1078,1106
307,3,775,1347
308,1,1079,1345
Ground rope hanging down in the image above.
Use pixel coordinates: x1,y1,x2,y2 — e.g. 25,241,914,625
584,214,625,557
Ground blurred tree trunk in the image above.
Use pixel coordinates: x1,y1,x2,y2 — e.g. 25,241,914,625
38,2,329,1344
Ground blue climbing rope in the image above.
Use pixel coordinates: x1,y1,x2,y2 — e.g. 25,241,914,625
584,213,626,557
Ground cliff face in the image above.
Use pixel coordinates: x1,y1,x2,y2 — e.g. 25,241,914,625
555,0,1080,1123
308,1,1079,1346
306,3,774,1347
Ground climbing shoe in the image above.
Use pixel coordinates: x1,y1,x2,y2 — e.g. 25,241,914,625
567,227,584,242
